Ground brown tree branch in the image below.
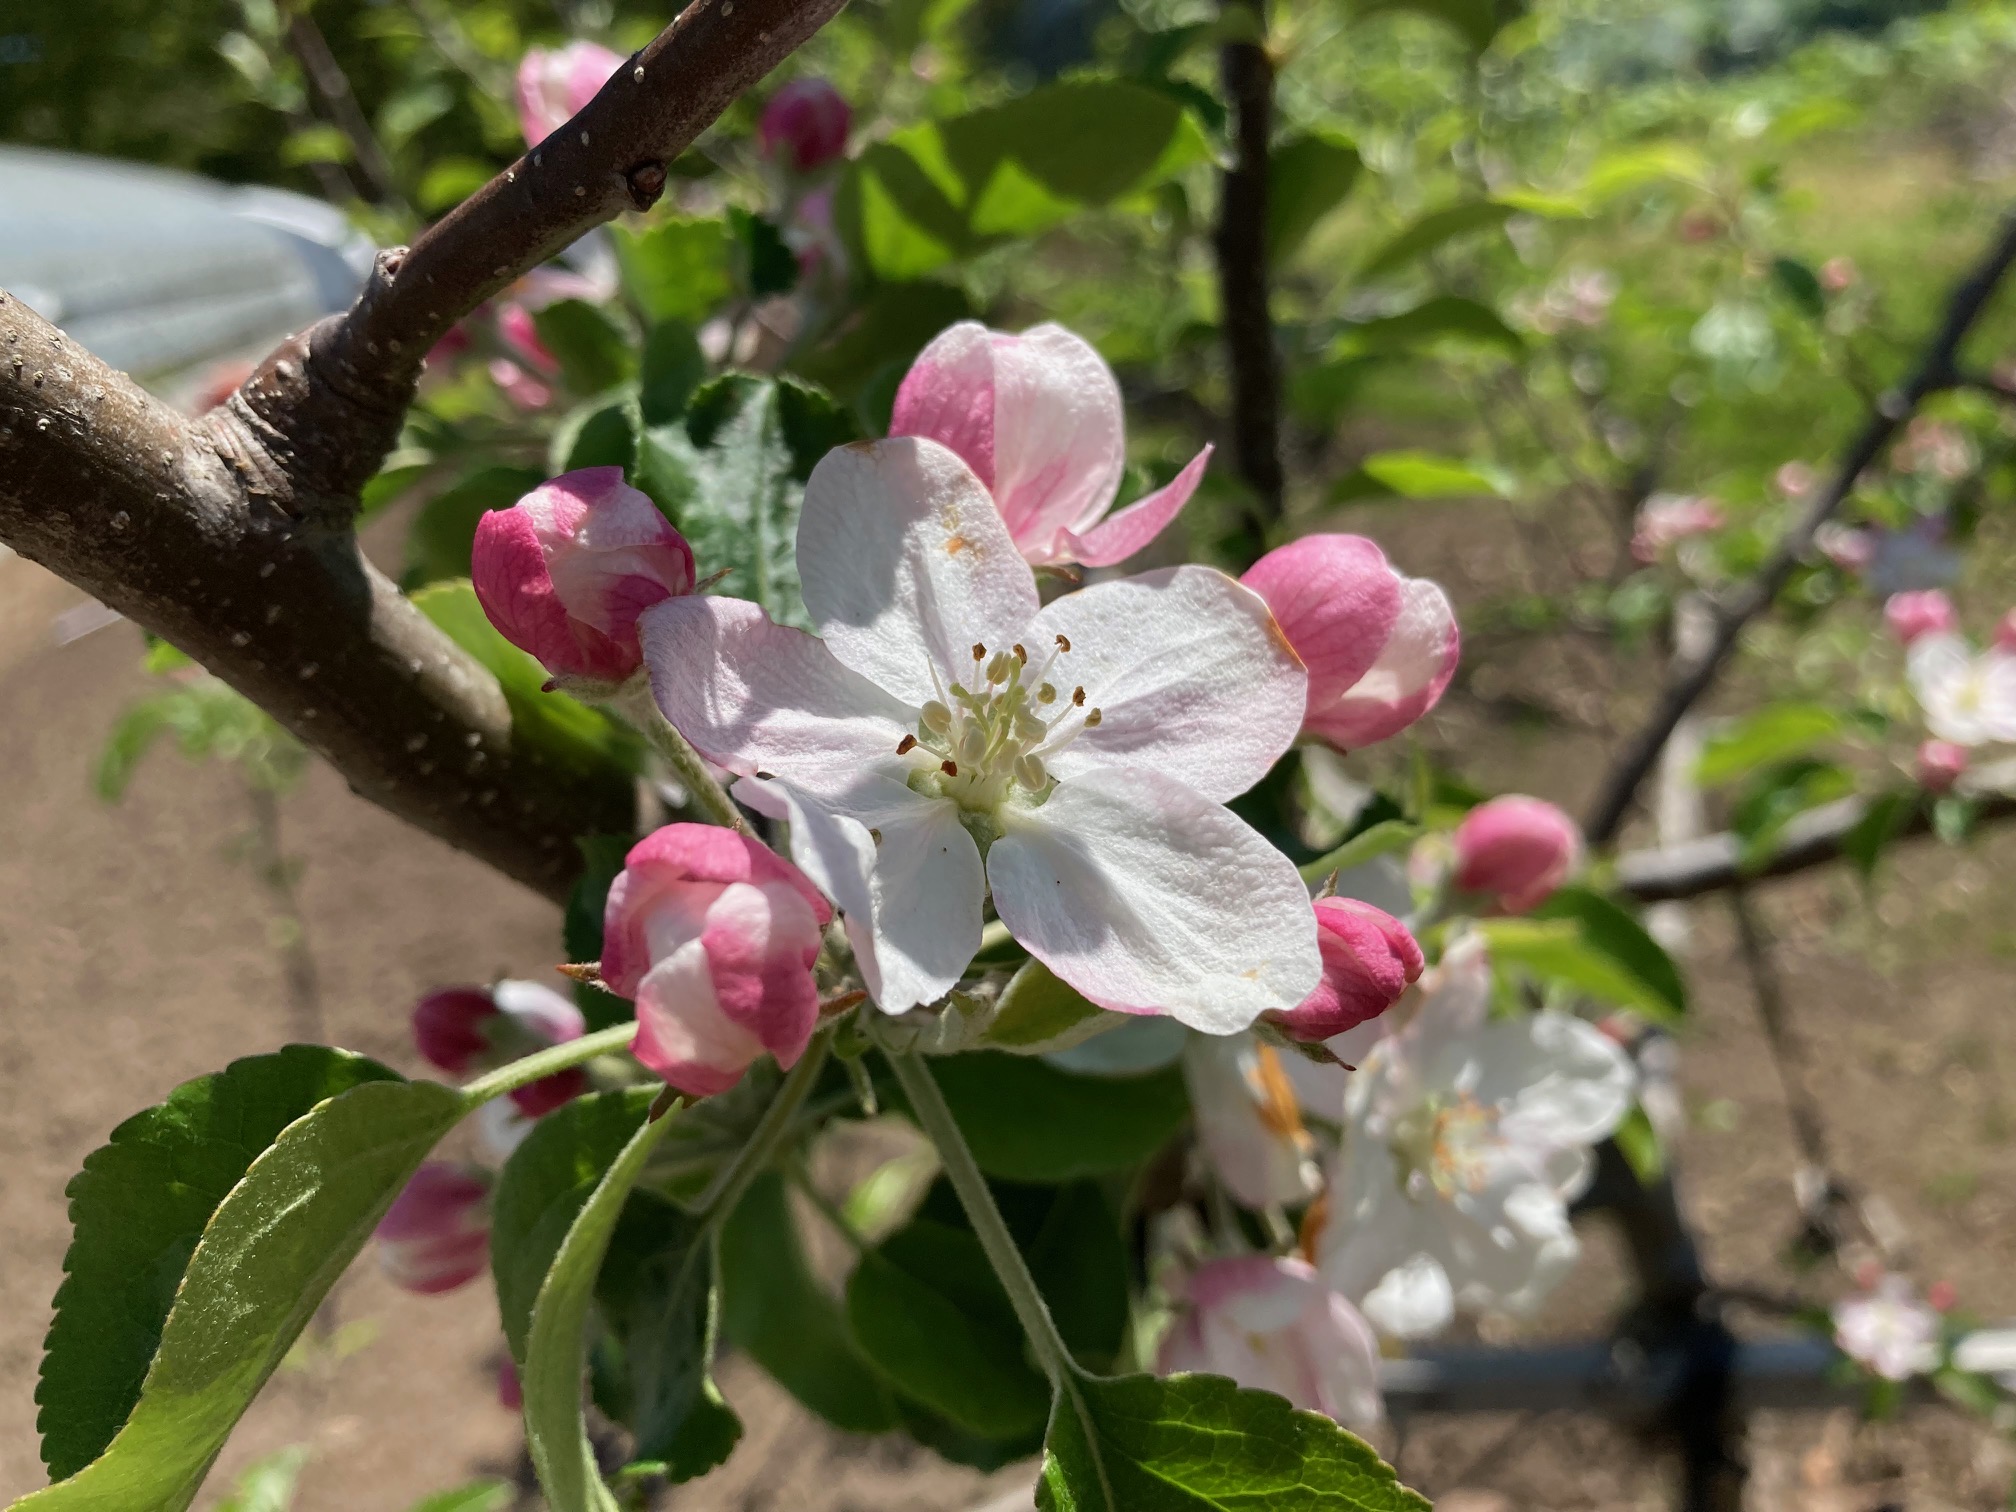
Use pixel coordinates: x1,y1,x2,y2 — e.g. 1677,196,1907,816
1213,0,1283,533
1582,206,2016,847
0,0,849,901
282,6,407,209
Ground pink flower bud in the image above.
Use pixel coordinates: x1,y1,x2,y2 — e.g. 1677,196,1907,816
1819,255,1859,293
602,824,833,1098
1159,1255,1382,1429
1916,738,1969,794
1240,534,1460,750
757,78,852,172
1774,461,1817,499
376,1162,491,1295
472,468,696,688
496,303,558,376
1994,609,2016,653
1814,522,1873,574
411,980,587,1118
1269,897,1423,1043
516,41,624,148
1452,795,1582,914
497,1357,523,1411
1630,493,1723,563
1884,589,1958,646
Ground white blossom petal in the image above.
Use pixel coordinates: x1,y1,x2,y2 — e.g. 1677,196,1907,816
641,595,914,780
1478,1014,1637,1150
992,324,1126,551
1031,566,1307,802
797,437,1039,704
987,767,1320,1032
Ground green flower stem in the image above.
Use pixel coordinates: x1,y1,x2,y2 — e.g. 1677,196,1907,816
461,1022,639,1106
691,1023,837,1221
607,678,757,840
883,1046,1075,1385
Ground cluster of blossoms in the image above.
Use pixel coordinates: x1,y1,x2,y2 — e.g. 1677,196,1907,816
441,309,1642,1431
1630,492,1723,565
1886,588,2016,790
1831,1268,1952,1383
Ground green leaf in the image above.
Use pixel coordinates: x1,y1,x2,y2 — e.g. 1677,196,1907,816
1268,131,1361,265
1695,703,1842,787
1335,296,1525,359
613,218,734,325
1841,790,1915,881
1298,819,1422,883
1613,1104,1666,1183
548,392,640,477
520,1092,682,1512
212,1447,309,1512
634,376,857,629
1037,1371,1429,1511
405,465,545,588
530,300,637,397
845,1218,1050,1438
982,961,1111,1054
730,208,800,298
1477,917,1683,1023
835,80,1211,279
1350,0,1526,50
1731,759,1855,868
718,1170,901,1433
1333,450,1512,503
1530,886,1688,1020
924,1053,1189,1183
1771,256,1827,319
1356,201,1516,282
403,1483,512,1512
23,1058,465,1511
410,579,641,783
639,322,705,427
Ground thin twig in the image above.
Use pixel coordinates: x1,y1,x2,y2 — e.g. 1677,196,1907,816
1583,207,2016,846
281,6,408,209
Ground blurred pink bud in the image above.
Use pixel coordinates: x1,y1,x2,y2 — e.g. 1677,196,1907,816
496,303,558,376
472,468,696,688
488,359,553,411
757,78,852,172
376,1163,491,1295
1916,738,1969,794
1814,522,1873,574
497,1357,524,1411
516,41,624,147
190,359,256,415
602,825,833,1098
1994,609,2016,653
1630,493,1723,563
412,980,588,1117
1884,589,1958,645
1819,255,1859,293
1452,795,1583,914
1240,534,1460,750
891,321,1210,568
1269,897,1423,1043
427,323,473,370
1159,1255,1382,1429
1928,1279,1957,1312
1774,461,1817,499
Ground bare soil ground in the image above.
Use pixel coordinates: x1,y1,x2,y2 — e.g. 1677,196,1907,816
3,533,2015,1510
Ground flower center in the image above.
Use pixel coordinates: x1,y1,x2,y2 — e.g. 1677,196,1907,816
1388,1091,1502,1201
894,635,1103,816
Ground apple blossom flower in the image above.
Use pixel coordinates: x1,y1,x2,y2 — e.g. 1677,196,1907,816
1317,935,1634,1338
376,1162,491,1295
1832,1273,1941,1382
472,468,696,690
758,78,852,171
1239,534,1459,751
1884,589,1957,645
601,824,832,1098
488,358,553,411
1995,609,2016,653
412,980,587,1118
1774,461,1817,500
516,41,623,148
1159,1254,1383,1429
1268,897,1422,1044
1916,738,1969,793
1452,796,1582,914
641,436,1320,1025
1814,522,1873,574
1630,493,1723,564
496,303,559,377
889,322,1211,569
1183,1034,1322,1210
1819,255,1859,293
1907,634,2016,747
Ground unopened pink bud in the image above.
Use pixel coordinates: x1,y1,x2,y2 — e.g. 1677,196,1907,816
602,825,833,1098
472,468,696,688
411,980,587,1117
1452,795,1582,914
1994,609,2016,653
1775,461,1817,499
1241,534,1459,750
757,78,852,172
376,1162,491,1295
496,303,558,376
488,359,553,411
516,41,624,148
497,1357,524,1411
1884,589,1958,646
1269,897,1423,1043
1916,738,1969,794
1820,255,1859,293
